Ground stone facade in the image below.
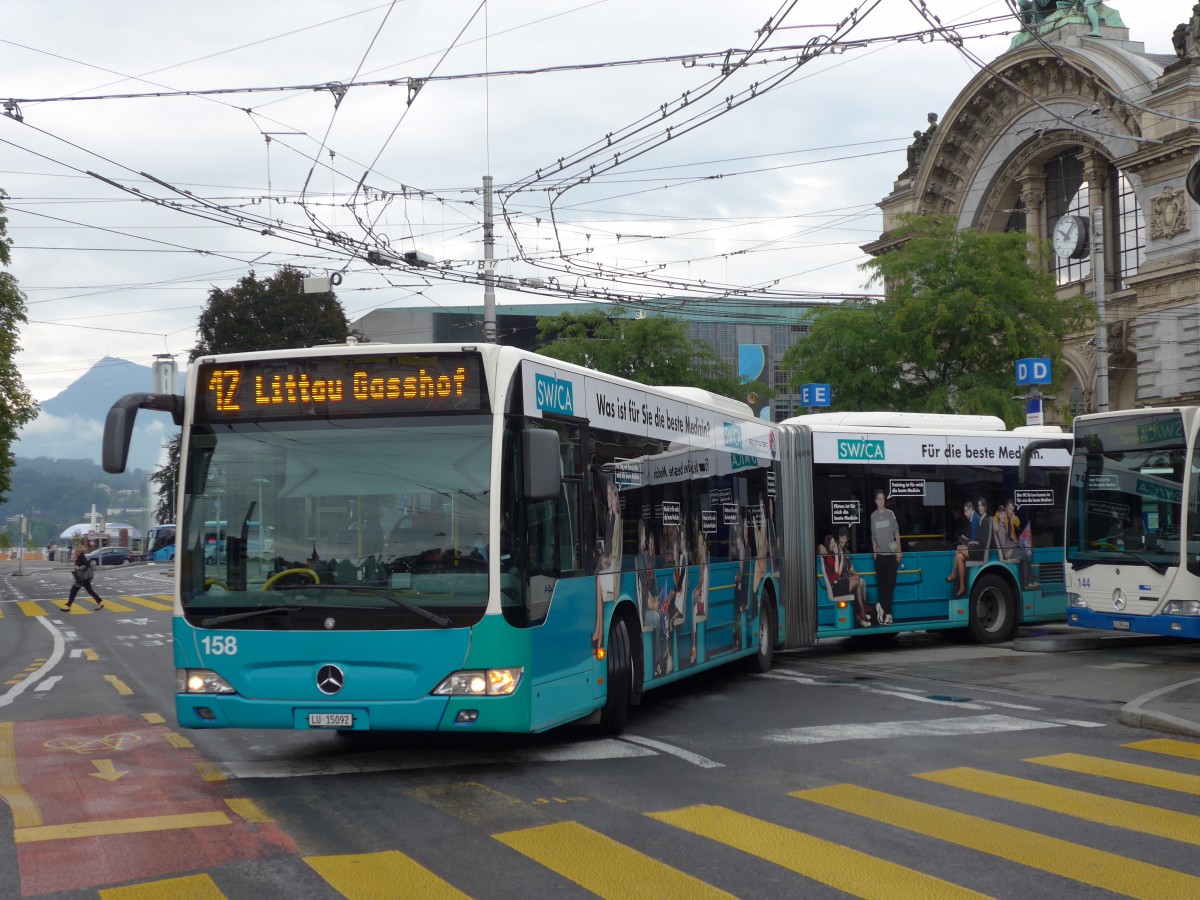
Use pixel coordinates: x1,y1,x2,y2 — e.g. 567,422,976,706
865,7,1200,418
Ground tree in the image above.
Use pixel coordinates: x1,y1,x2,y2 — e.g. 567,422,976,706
153,266,351,520
0,192,39,504
535,308,772,405
191,265,349,358
782,213,1095,425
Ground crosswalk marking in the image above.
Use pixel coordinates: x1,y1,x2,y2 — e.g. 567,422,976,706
95,599,137,612
100,873,226,899
1124,737,1200,762
917,766,1200,844
17,601,48,617
118,595,174,611
305,850,470,900
792,783,1200,898
1028,752,1200,795
648,804,988,899
495,820,735,899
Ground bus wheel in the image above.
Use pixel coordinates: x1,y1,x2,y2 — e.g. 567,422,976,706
598,618,633,735
967,573,1015,644
746,600,775,673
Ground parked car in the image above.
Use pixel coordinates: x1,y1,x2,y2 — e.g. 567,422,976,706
85,546,133,566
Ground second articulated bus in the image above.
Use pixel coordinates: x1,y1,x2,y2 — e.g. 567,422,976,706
777,412,1071,644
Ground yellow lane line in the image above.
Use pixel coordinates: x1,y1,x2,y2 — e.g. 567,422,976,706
225,798,273,823
120,595,174,611
305,850,470,900
649,804,986,899
104,674,133,696
194,761,226,782
918,766,1200,844
0,722,43,827
1028,752,1200,795
15,810,231,843
1123,738,1200,762
793,784,1200,899
141,713,166,724
164,732,194,749
82,649,99,661
495,820,734,899
100,873,226,899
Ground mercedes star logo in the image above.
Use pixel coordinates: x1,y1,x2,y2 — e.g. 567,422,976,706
316,664,345,695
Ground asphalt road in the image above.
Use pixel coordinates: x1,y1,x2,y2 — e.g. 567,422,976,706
2,560,1199,898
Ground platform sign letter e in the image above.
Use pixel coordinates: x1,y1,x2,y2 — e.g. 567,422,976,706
1015,358,1051,386
535,373,575,416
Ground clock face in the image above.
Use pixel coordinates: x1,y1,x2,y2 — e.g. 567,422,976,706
1053,214,1088,259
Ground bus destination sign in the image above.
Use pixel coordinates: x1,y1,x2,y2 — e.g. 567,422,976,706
197,353,486,421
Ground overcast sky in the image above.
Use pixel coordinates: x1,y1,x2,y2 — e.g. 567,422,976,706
1,1,1182,404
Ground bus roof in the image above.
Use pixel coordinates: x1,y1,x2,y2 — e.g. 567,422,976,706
780,411,1007,432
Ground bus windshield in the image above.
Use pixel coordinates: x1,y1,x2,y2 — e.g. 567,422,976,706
179,414,493,629
1067,412,1185,572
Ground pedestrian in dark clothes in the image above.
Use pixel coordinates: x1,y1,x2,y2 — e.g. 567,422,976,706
66,548,103,610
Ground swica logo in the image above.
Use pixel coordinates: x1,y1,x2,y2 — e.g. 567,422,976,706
838,438,885,461
534,373,575,416
723,422,744,449
316,664,345,695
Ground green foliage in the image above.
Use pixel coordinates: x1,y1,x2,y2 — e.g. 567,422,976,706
0,192,41,503
151,434,180,524
781,213,1095,426
190,265,350,361
535,308,771,404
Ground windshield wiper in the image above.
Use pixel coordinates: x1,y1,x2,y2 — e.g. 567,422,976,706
287,584,453,627
201,605,305,628
1125,551,1168,576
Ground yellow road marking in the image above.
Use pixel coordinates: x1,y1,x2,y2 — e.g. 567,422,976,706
194,761,226,782
18,601,49,617
1029,752,1200,795
120,595,174,611
104,674,133,696
100,873,226,899
650,804,986,899
0,722,43,827
1123,738,1200,762
495,820,734,899
15,810,230,843
919,767,1200,844
225,798,273,823
306,850,470,900
83,649,99,661
164,732,194,749
793,784,1200,899
141,712,166,724
97,599,136,612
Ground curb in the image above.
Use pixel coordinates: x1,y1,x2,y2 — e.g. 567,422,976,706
1118,676,1200,739
1012,631,1168,653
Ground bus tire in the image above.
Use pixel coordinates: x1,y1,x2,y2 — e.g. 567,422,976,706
747,598,775,673
967,573,1015,644
598,617,633,735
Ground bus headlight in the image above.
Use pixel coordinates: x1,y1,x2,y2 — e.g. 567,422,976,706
1164,600,1200,616
176,668,236,694
433,668,523,696
1068,593,1091,610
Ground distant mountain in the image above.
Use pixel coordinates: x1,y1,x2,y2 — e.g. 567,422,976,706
16,357,184,471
